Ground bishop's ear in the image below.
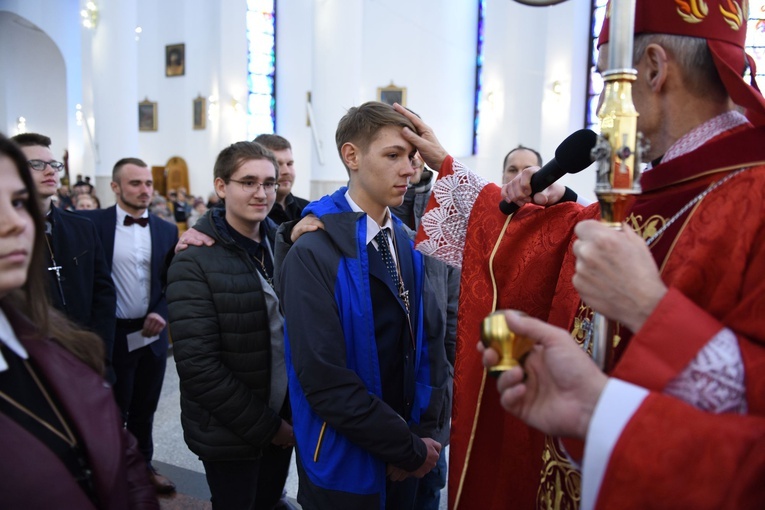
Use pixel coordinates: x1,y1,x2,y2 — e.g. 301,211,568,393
642,43,669,92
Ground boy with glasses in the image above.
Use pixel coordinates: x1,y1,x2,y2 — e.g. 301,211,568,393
10,133,116,379
167,141,295,510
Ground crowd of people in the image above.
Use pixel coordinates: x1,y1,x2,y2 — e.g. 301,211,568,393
56,172,215,231
2,0,765,509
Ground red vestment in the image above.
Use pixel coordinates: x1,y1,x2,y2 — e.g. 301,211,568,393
417,120,765,509
596,392,765,510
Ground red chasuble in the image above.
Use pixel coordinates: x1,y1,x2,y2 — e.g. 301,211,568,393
420,123,765,510
596,392,765,510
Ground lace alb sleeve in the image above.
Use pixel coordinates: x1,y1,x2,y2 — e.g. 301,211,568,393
664,327,747,414
417,159,489,268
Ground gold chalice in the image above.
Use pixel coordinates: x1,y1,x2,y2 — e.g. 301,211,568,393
481,310,535,376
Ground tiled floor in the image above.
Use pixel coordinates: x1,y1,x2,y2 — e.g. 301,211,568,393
153,349,447,509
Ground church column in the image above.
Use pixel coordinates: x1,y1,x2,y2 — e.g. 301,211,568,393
90,0,139,203
308,0,364,198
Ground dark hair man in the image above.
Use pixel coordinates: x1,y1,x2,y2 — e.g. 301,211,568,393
81,157,179,494
11,133,116,377
253,134,310,225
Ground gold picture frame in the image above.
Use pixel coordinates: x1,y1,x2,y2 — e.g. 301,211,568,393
377,82,407,107
166,43,185,77
138,99,157,132
193,95,206,130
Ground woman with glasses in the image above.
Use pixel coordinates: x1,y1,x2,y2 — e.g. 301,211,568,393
0,134,157,509
167,141,295,510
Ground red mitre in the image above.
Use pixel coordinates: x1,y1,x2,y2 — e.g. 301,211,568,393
598,0,765,126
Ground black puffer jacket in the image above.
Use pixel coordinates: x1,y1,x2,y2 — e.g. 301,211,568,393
167,208,282,461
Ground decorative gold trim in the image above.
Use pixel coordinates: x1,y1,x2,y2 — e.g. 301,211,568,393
658,168,748,273
655,160,765,189
454,213,513,510
658,190,706,274
313,421,327,462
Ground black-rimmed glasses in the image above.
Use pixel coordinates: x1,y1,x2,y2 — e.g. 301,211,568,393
29,159,65,172
229,179,279,194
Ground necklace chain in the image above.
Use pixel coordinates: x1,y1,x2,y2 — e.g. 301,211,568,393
581,168,747,353
0,359,77,447
254,250,274,289
644,168,746,247
44,223,67,306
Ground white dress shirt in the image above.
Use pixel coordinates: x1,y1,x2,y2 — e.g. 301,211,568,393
581,379,648,510
113,205,152,320
345,190,397,268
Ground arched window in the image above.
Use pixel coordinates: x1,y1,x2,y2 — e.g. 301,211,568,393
246,0,277,138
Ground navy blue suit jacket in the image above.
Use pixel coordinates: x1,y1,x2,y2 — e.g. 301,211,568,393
49,206,116,357
82,206,178,356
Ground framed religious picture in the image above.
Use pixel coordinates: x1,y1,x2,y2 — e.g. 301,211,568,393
138,99,157,131
377,82,407,107
193,95,206,130
166,43,185,77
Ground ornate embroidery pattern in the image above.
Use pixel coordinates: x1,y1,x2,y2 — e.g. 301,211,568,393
661,111,747,164
418,159,489,269
537,436,582,510
665,328,748,413
719,0,744,30
676,0,709,23
628,213,667,243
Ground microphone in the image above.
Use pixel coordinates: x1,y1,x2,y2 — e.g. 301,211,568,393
499,128,598,215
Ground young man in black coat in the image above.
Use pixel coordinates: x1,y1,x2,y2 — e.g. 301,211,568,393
11,133,117,377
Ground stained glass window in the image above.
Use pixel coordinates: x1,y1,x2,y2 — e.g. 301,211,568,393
246,0,276,138
587,0,765,130
473,0,486,154
585,0,608,132
747,0,765,82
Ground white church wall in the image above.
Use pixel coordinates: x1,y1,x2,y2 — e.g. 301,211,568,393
273,0,314,202
1,0,596,204
0,0,83,183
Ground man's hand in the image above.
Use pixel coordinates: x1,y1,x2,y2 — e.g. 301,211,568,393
271,419,295,448
501,167,567,209
290,214,325,244
393,104,450,171
410,437,442,478
175,227,215,253
479,311,607,439
142,312,166,337
386,465,410,482
572,220,667,332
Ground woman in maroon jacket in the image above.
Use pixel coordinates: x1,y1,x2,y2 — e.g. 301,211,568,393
0,134,158,510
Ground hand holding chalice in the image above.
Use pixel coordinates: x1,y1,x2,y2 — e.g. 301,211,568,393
481,310,535,376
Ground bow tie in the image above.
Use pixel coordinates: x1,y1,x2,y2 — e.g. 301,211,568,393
124,216,149,227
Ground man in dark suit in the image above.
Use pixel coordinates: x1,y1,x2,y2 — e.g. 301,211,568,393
11,133,117,375
82,157,178,494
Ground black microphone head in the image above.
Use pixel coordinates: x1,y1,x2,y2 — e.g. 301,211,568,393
554,129,598,174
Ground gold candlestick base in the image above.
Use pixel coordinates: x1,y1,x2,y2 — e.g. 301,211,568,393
481,311,535,376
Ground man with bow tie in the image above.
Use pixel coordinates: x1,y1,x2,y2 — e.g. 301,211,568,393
82,158,178,494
